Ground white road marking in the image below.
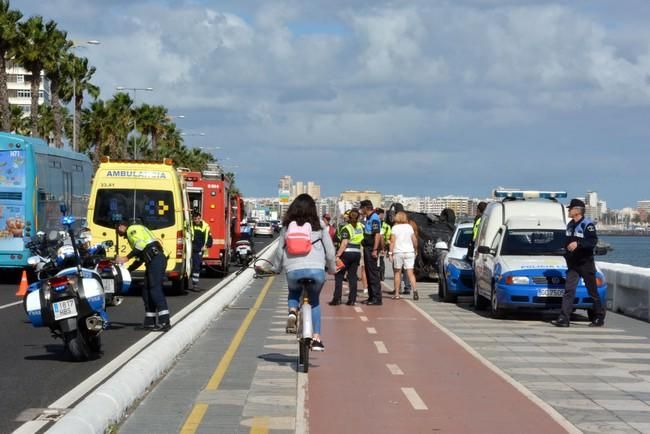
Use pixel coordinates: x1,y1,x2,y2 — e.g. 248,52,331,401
360,316,368,322
374,341,388,354
354,307,363,313
366,327,377,334
0,300,22,310
387,364,404,375
401,387,428,410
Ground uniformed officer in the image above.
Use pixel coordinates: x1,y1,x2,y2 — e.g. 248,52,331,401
467,201,487,263
360,200,382,305
551,199,606,328
377,208,392,282
190,210,212,290
330,209,364,306
116,221,171,331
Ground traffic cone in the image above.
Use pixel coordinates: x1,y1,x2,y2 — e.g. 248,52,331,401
16,270,28,297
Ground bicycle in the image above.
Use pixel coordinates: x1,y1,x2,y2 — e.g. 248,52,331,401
285,278,315,373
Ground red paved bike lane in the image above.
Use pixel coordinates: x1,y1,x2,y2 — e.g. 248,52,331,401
305,281,572,434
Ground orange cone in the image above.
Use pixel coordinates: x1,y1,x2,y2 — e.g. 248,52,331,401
16,270,29,297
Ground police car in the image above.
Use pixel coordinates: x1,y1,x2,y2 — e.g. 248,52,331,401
436,223,474,302
472,190,607,319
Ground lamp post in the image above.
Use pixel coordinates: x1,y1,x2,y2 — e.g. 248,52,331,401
115,86,153,159
70,40,100,152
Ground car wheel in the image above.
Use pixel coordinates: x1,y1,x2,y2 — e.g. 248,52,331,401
474,279,489,310
490,285,506,319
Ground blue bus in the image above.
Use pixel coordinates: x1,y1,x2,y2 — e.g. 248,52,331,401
0,132,92,268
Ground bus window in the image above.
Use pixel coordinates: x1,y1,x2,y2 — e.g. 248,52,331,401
93,189,175,230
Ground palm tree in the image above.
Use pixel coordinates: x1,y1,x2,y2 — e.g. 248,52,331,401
14,16,60,137
43,29,71,148
106,92,134,158
60,54,99,151
0,1,22,131
9,105,29,135
80,98,107,166
36,103,54,141
135,104,169,159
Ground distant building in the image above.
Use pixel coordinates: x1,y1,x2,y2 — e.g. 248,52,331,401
7,61,50,115
339,190,382,208
307,181,320,200
638,200,650,214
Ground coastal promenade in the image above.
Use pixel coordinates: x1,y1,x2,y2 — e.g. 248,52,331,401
111,270,650,434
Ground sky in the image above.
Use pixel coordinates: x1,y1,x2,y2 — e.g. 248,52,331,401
13,0,650,208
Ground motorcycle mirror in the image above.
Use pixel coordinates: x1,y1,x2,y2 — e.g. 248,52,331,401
27,256,40,266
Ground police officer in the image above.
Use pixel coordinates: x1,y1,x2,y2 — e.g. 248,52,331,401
467,201,487,263
360,200,382,305
116,220,171,331
190,210,212,290
551,199,605,328
330,209,364,306
377,208,392,282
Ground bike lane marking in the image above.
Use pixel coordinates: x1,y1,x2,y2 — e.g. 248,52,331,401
386,364,404,375
401,387,428,410
366,327,377,334
179,275,275,434
374,340,388,354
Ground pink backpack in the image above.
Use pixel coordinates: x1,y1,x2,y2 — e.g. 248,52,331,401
285,221,315,255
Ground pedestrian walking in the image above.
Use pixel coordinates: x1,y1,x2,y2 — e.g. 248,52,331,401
116,220,171,331
360,200,382,305
330,209,364,306
190,210,212,290
389,211,418,300
272,193,337,351
551,198,606,328
393,203,419,295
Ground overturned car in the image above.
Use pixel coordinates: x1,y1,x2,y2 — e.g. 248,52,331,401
387,203,456,281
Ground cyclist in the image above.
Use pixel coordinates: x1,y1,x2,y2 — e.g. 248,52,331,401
272,193,336,351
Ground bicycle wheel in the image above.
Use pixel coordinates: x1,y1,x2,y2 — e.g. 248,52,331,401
301,340,310,373
297,310,304,366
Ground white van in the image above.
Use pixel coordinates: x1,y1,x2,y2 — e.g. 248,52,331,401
473,190,607,318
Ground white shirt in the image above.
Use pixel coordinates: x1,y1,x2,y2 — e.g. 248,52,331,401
391,223,415,253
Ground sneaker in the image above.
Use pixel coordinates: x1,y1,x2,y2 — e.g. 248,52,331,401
413,291,419,301
551,319,570,328
361,288,368,295
589,319,605,327
153,322,171,332
286,312,297,333
311,340,325,352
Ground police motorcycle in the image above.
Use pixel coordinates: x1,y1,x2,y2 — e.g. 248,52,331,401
23,205,109,361
77,228,131,307
233,240,254,266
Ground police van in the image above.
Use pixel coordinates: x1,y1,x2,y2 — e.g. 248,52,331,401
472,190,607,318
86,158,192,291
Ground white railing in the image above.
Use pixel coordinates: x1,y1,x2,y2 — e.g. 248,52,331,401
597,262,650,321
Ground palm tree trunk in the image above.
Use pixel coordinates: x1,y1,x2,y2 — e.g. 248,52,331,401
152,132,157,160
75,94,82,152
29,68,40,137
51,77,63,148
0,56,10,132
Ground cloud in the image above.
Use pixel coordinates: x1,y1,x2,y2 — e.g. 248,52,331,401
13,0,650,206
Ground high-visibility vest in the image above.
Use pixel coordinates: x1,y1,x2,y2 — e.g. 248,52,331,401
380,221,392,245
191,220,211,247
126,224,159,252
472,217,481,241
343,222,364,245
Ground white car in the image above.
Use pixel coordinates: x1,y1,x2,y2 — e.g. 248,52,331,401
254,221,274,237
436,223,474,302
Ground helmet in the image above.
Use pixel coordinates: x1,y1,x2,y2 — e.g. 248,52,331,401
56,244,75,266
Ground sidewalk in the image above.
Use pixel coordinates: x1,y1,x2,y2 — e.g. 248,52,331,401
118,272,574,434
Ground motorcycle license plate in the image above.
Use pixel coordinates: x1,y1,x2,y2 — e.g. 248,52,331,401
103,279,115,294
537,288,564,297
238,248,248,254
53,299,77,320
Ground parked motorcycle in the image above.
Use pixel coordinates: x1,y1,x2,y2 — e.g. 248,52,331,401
23,205,109,361
233,239,254,266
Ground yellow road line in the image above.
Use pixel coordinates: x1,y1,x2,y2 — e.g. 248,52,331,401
178,276,275,434
179,403,208,434
250,416,270,434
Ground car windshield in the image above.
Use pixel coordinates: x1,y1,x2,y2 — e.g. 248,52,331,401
454,228,473,248
500,229,566,256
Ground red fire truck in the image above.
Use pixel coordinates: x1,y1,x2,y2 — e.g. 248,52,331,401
180,166,234,275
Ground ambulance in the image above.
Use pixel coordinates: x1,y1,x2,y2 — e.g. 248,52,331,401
86,158,192,292
179,165,233,275
472,190,607,319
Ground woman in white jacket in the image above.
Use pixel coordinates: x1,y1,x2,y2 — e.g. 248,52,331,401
272,194,336,351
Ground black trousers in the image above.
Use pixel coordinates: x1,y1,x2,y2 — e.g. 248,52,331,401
333,252,361,303
560,260,605,322
379,255,386,281
191,249,202,285
143,253,169,325
363,248,381,301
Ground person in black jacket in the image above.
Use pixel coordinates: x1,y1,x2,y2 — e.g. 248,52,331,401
552,199,605,328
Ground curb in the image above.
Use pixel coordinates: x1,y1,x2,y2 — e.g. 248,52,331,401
46,242,278,434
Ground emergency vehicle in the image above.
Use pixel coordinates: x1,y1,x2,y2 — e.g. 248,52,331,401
86,157,192,292
179,165,233,275
472,190,607,319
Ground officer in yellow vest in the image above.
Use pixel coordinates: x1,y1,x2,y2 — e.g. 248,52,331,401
190,210,212,290
468,201,487,263
329,209,365,306
116,220,170,331
377,208,392,281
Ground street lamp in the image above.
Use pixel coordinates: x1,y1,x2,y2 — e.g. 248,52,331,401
115,86,153,159
70,40,100,152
